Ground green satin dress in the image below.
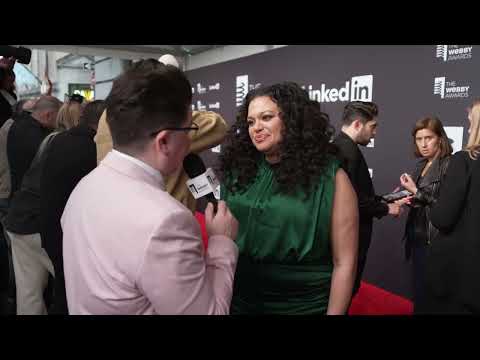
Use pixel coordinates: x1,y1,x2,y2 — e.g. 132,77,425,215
223,157,340,315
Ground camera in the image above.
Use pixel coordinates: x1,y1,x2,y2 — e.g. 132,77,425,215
0,45,32,65
381,189,412,203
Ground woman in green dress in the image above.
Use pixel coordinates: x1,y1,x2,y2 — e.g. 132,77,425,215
219,82,359,315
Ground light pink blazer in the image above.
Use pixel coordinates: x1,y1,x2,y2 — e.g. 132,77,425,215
61,151,238,315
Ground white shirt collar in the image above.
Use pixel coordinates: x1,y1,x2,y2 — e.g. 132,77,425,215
112,149,164,185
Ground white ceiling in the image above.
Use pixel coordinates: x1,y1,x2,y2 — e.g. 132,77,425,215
20,45,223,60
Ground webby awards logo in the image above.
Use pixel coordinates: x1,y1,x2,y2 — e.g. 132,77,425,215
436,45,472,62
433,77,470,99
235,75,261,107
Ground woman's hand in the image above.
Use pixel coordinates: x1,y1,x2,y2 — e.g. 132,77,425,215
400,173,417,194
395,195,413,207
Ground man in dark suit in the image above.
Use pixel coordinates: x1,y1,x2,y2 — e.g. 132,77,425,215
0,96,38,315
7,96,61,197
333,101,403,297
4,95,61,315
40,100,106,315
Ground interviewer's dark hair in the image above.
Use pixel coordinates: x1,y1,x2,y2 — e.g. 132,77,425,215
105,59,192,154
220,82,338,195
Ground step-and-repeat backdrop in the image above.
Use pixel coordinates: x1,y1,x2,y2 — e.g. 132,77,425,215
186,45,477,299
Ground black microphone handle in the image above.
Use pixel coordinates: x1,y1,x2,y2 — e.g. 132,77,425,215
205,193,218,213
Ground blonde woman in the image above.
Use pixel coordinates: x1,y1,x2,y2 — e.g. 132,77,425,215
425,99,480,313
56,100,82,131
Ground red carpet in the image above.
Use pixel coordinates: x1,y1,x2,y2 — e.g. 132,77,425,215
195,212,413,315
348,281,413,315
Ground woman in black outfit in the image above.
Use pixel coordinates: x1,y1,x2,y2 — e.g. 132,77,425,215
425,100,480,314
40,100,105,314
397,116,452,314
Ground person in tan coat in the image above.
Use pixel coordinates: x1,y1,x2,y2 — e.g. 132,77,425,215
94,109,227,212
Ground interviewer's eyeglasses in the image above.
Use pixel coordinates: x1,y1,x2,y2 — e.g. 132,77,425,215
149,121,199,137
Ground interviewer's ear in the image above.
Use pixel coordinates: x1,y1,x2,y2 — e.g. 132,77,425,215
153,130,172,156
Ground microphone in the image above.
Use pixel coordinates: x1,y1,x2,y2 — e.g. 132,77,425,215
183,153,220,211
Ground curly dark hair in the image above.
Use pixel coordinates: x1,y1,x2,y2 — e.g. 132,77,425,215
219,82,338,196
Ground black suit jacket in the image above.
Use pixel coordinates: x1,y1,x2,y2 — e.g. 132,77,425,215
40,124,97,261
7,113,52,198
333,131,388,293
427,151,480,312
39,124,97,315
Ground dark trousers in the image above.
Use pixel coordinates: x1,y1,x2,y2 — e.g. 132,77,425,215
0,222,11,314
412,240,427,314
0,223,9,292
352,234,372,298
423,294,471,314
0,200,16,315
48,261,68,315
352,254,368,297
43,235,68,315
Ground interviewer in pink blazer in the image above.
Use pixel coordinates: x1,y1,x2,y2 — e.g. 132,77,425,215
61,59,239,315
